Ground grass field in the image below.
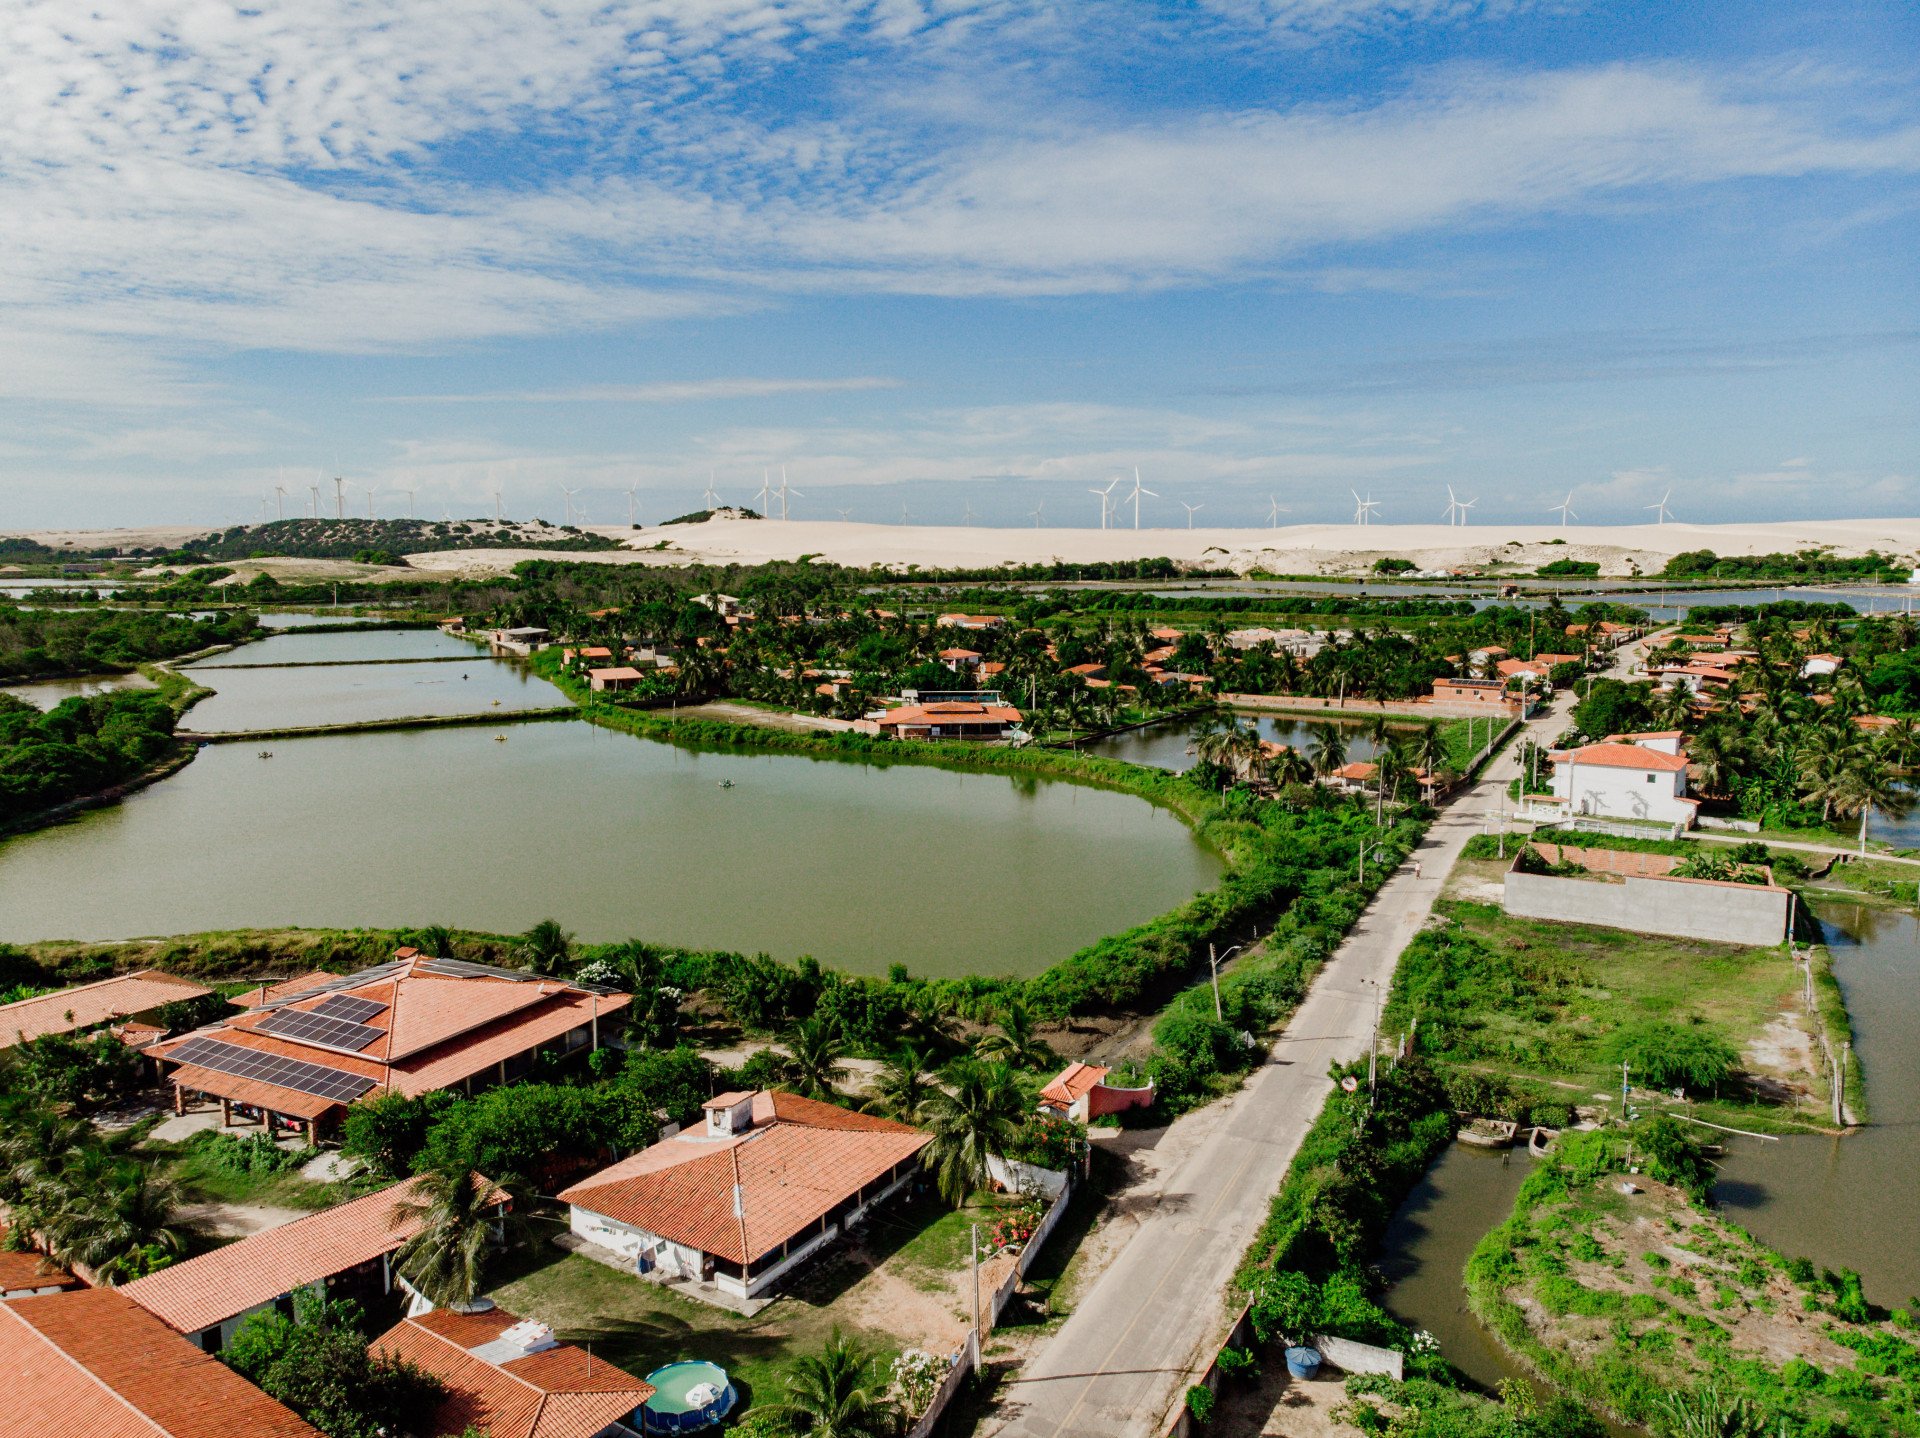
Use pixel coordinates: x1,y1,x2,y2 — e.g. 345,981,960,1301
1387,889,1826,1129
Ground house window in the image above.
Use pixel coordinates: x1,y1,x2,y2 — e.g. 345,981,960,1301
1647,775,1656,784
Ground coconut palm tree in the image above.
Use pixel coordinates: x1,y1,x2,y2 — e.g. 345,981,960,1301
775,1330,901,1438
1834,752,1916,855
868,1043,935,1123
974,999,1054,1070
1308,723,1349,778
920,1058,1025,1205
515,918,573,977
44,1158,186,1284
1268,744,1314,789
390,1160,510,1312
1798,727,1862,823
781,1015,849,1102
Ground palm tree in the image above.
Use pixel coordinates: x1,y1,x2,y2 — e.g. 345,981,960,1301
515,918,573,977
781,1015,849,1102
775,1330,901,1438
1268,744,1314,789
974,999,1054,1070
44,1158,186,1283
413,924,457,959
920,1058,1025,1205
1834,752,1915,855
390,1161,509,1312
1308,723,1349,778
1797,727,1861,823
868,1043,934,1123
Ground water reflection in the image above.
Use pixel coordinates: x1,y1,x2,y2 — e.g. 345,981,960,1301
1079,714,1386,772
0,672,158,710
0,721,1222,976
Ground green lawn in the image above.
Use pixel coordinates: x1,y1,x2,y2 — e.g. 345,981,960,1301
487,1191,1000,1417
1389,899,1823,1126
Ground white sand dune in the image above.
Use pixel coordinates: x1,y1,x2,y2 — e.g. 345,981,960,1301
14,515,1917,580
405,516,1920,579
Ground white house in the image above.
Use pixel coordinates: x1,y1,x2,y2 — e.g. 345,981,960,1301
1546,740,1697,829
1800,653,1842,679
559,1091,929,1303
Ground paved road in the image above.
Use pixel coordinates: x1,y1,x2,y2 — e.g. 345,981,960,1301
985,683,1594,1438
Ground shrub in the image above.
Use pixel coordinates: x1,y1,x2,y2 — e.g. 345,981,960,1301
1609,1021,1738,1094
1184,1385,1215,1424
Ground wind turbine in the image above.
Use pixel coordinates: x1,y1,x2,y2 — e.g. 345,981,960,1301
1088,477,1119,530
900,501,914,524
308,483,320,518
1029,500,1046,527
626,485,640,526
402,488,415,520
960,500,977,526
492,487,505,521
560,486,579,524
1443,485,1477,526
1180,501,1203,529
273,483,288,520
1121,468,1157,530
776,467,801,520
702,470,721,509
1351,490,1380,526
1550,491,1578,528
363,485,376,519
835,507,853,522
1267,497,1284,529
755,469,774,515
1646,488,1674,525
333,476,347,518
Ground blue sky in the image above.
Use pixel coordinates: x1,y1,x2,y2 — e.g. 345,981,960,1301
2,0,1915,529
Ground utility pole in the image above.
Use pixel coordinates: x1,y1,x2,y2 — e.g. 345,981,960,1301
969,1223,982,1359
1209,943,1222,1021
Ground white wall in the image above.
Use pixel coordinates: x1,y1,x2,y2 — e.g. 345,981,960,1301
1552,761,1693,827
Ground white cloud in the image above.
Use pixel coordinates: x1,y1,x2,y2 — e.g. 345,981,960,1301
385,376,903,403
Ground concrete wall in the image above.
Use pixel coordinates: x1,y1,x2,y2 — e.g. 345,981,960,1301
1505,869,1789,946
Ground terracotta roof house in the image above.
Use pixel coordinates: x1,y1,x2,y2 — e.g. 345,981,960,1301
0,1288,321,1438
150,950,628,1142
374,1305,656,1438
229,971,340,1009
1541,741,1698,830
0,1223,79,1299
863,701,1023,742
589,666,646,693
122,1174,505,1352
0,969,211,1050
1038,1062,1154,1124
938,647,983,670
560,1090,930,1302
935,613,1005,630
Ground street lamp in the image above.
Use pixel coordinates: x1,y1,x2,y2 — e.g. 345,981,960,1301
1356,840,1393,887
1207,943,1244,1022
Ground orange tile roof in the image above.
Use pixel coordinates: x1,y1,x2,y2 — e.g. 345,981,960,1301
155,954,629,1116
0,970,210,1049
589,666,644,681
374,1307,654,1438
1552,742,1690,772
1333,761,1379,781
0,1288,321,1438
123,1177,436,1335
1040,1062,1109,1107
560,1092,929,1266
878,703,1022,727
0,1225,78,1294
229,971,340,1008
937,648,982,660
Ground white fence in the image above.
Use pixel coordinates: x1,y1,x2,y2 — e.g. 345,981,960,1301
905,1176,1076,1437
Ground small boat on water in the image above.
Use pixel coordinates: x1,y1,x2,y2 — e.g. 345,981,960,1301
1458,1117,1519,1149
1528,1125,1562,1159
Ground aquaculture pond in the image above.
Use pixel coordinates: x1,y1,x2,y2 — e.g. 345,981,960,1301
0,719,1223,978
1080,713,1385,772
0,672,158,710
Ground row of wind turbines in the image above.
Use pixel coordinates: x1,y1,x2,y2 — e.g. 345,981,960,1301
1341,485,1678,529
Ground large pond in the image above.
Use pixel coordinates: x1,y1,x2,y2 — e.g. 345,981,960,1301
1080,713,1386,772
1,672,158,710
1376,896,1920,1389
181,630,564,732
0,720,1223,978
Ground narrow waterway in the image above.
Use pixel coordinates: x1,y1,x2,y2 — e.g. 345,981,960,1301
1376,896,1920,1388
1,671,158,710
1079,714,1385,772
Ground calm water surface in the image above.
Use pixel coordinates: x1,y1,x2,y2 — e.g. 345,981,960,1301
1376,896,1920,1388
1,672,157,710
1081,714,1385,771
0,721,1222,977
182,629,562,731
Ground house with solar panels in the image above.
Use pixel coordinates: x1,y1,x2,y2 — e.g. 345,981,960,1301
149,949,630,1143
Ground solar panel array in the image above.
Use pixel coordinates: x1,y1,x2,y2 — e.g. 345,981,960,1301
312,994,388,1023
167,1037,375,1103
256,1008,385,1053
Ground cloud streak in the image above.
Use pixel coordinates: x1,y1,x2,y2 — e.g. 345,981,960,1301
383,376,904,403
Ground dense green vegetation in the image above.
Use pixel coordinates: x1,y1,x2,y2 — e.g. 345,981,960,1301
1535,559,1600,577
1661,548,1905,582
0,603,256,678
0,690,187,827
225,1294,444,1438
1468,1125,1920,1437
164,517,622,561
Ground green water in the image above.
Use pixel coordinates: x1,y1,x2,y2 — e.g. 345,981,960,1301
0,720,1223,978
